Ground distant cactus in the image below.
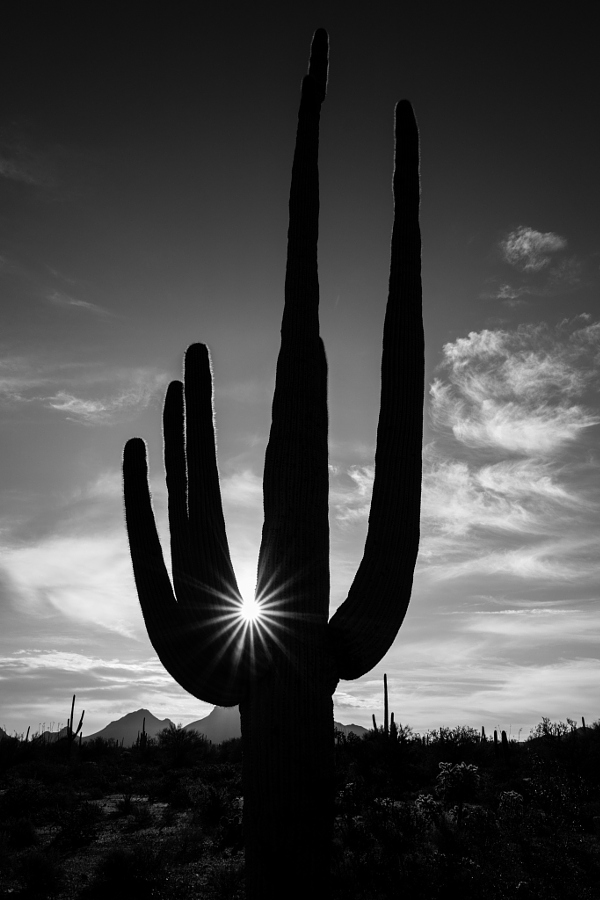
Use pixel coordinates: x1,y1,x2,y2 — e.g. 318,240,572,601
136,716,148,751
67,694,84,747
501,729,509,764
123,28,423,898
384,674,389,736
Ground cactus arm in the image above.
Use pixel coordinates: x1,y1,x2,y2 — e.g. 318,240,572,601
328,100,423,679
256,28,332,653
123,357,253,705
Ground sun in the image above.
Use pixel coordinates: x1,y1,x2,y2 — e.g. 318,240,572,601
239,595,263,624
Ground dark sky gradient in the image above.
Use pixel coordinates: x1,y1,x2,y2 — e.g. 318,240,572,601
1,5,598,737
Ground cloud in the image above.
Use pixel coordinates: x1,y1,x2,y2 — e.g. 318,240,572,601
420,456,571,539
431,320,600,456
220,469,263,507
0,152,55,188
425,537,600,583
44,373,167,423
0,532,141,638
464,606,600,642
501,226,566,272
333,689,378,710
421,317,600,587
330,465,374,522
482,227,588,303
46,290,113,318
0,355,168,423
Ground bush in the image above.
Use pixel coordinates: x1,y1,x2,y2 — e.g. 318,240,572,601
85,844,168,898
55,801,103,849
17,850,63,897
5,817,38,849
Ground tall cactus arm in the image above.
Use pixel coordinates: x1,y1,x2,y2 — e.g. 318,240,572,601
123,344,257,706
328,99,423,680
256,29,332,665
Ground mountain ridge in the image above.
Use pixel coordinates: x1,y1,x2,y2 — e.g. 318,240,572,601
81,706,367,747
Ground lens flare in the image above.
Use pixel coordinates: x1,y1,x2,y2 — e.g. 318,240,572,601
239,595,263,624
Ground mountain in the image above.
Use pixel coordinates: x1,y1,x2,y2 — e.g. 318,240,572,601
37,726,69,743
184,705,368,743
334,721,368,739
83,709,174,748
184,706,242,743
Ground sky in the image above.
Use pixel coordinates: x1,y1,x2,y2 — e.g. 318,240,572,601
1,4,598,740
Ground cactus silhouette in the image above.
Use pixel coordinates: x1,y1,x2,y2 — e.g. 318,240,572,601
123,28,422,897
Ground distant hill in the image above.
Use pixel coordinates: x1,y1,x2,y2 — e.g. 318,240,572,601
83,709,174,748
27,706,369,748
37,726,69,743
185,706,242,743
334,721,368,738
184,705,368,743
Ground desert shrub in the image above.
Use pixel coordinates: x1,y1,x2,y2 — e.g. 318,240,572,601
0,734,21,772
191,784,231,828
55,800,103,849
4,816,38,849
167,822,206,863
85,844,168,898
435,762,480,810
17,849,63,897
157,724,212,767
216,737,243,763
158,803,178,829
202,850,245,899
126,800,154,830
0,780,42,820
166,777,195,809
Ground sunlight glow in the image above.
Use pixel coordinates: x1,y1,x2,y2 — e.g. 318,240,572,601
179,565,298,676
239,595,263,624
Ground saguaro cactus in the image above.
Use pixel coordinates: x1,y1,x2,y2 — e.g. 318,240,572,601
123,28,423,897
66,694,84,747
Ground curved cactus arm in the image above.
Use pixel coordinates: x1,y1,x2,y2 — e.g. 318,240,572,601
123,346,258,705
256,29,331,659
328,100,423,680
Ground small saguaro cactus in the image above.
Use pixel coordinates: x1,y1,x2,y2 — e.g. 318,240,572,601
123,28,423,898
66,694,84,747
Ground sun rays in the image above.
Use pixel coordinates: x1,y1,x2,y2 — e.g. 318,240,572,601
239,595,264,624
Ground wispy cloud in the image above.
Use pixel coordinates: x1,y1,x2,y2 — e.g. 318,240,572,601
0,355,168,423
330,465,374,522
501,226,567,272
0,149,55,188
430,319,600,455
420,316,600,588
46,290,114,318
45,371,167,424
220,469,263,507
483,226,588,303
1,532,141,638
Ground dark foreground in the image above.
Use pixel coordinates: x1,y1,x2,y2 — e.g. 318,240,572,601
1,718,599,899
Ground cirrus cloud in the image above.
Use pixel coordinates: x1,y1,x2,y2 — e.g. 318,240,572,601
501,225,567,272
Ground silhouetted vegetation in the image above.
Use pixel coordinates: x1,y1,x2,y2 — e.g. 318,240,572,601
1,717,599,898
122,27,423,899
